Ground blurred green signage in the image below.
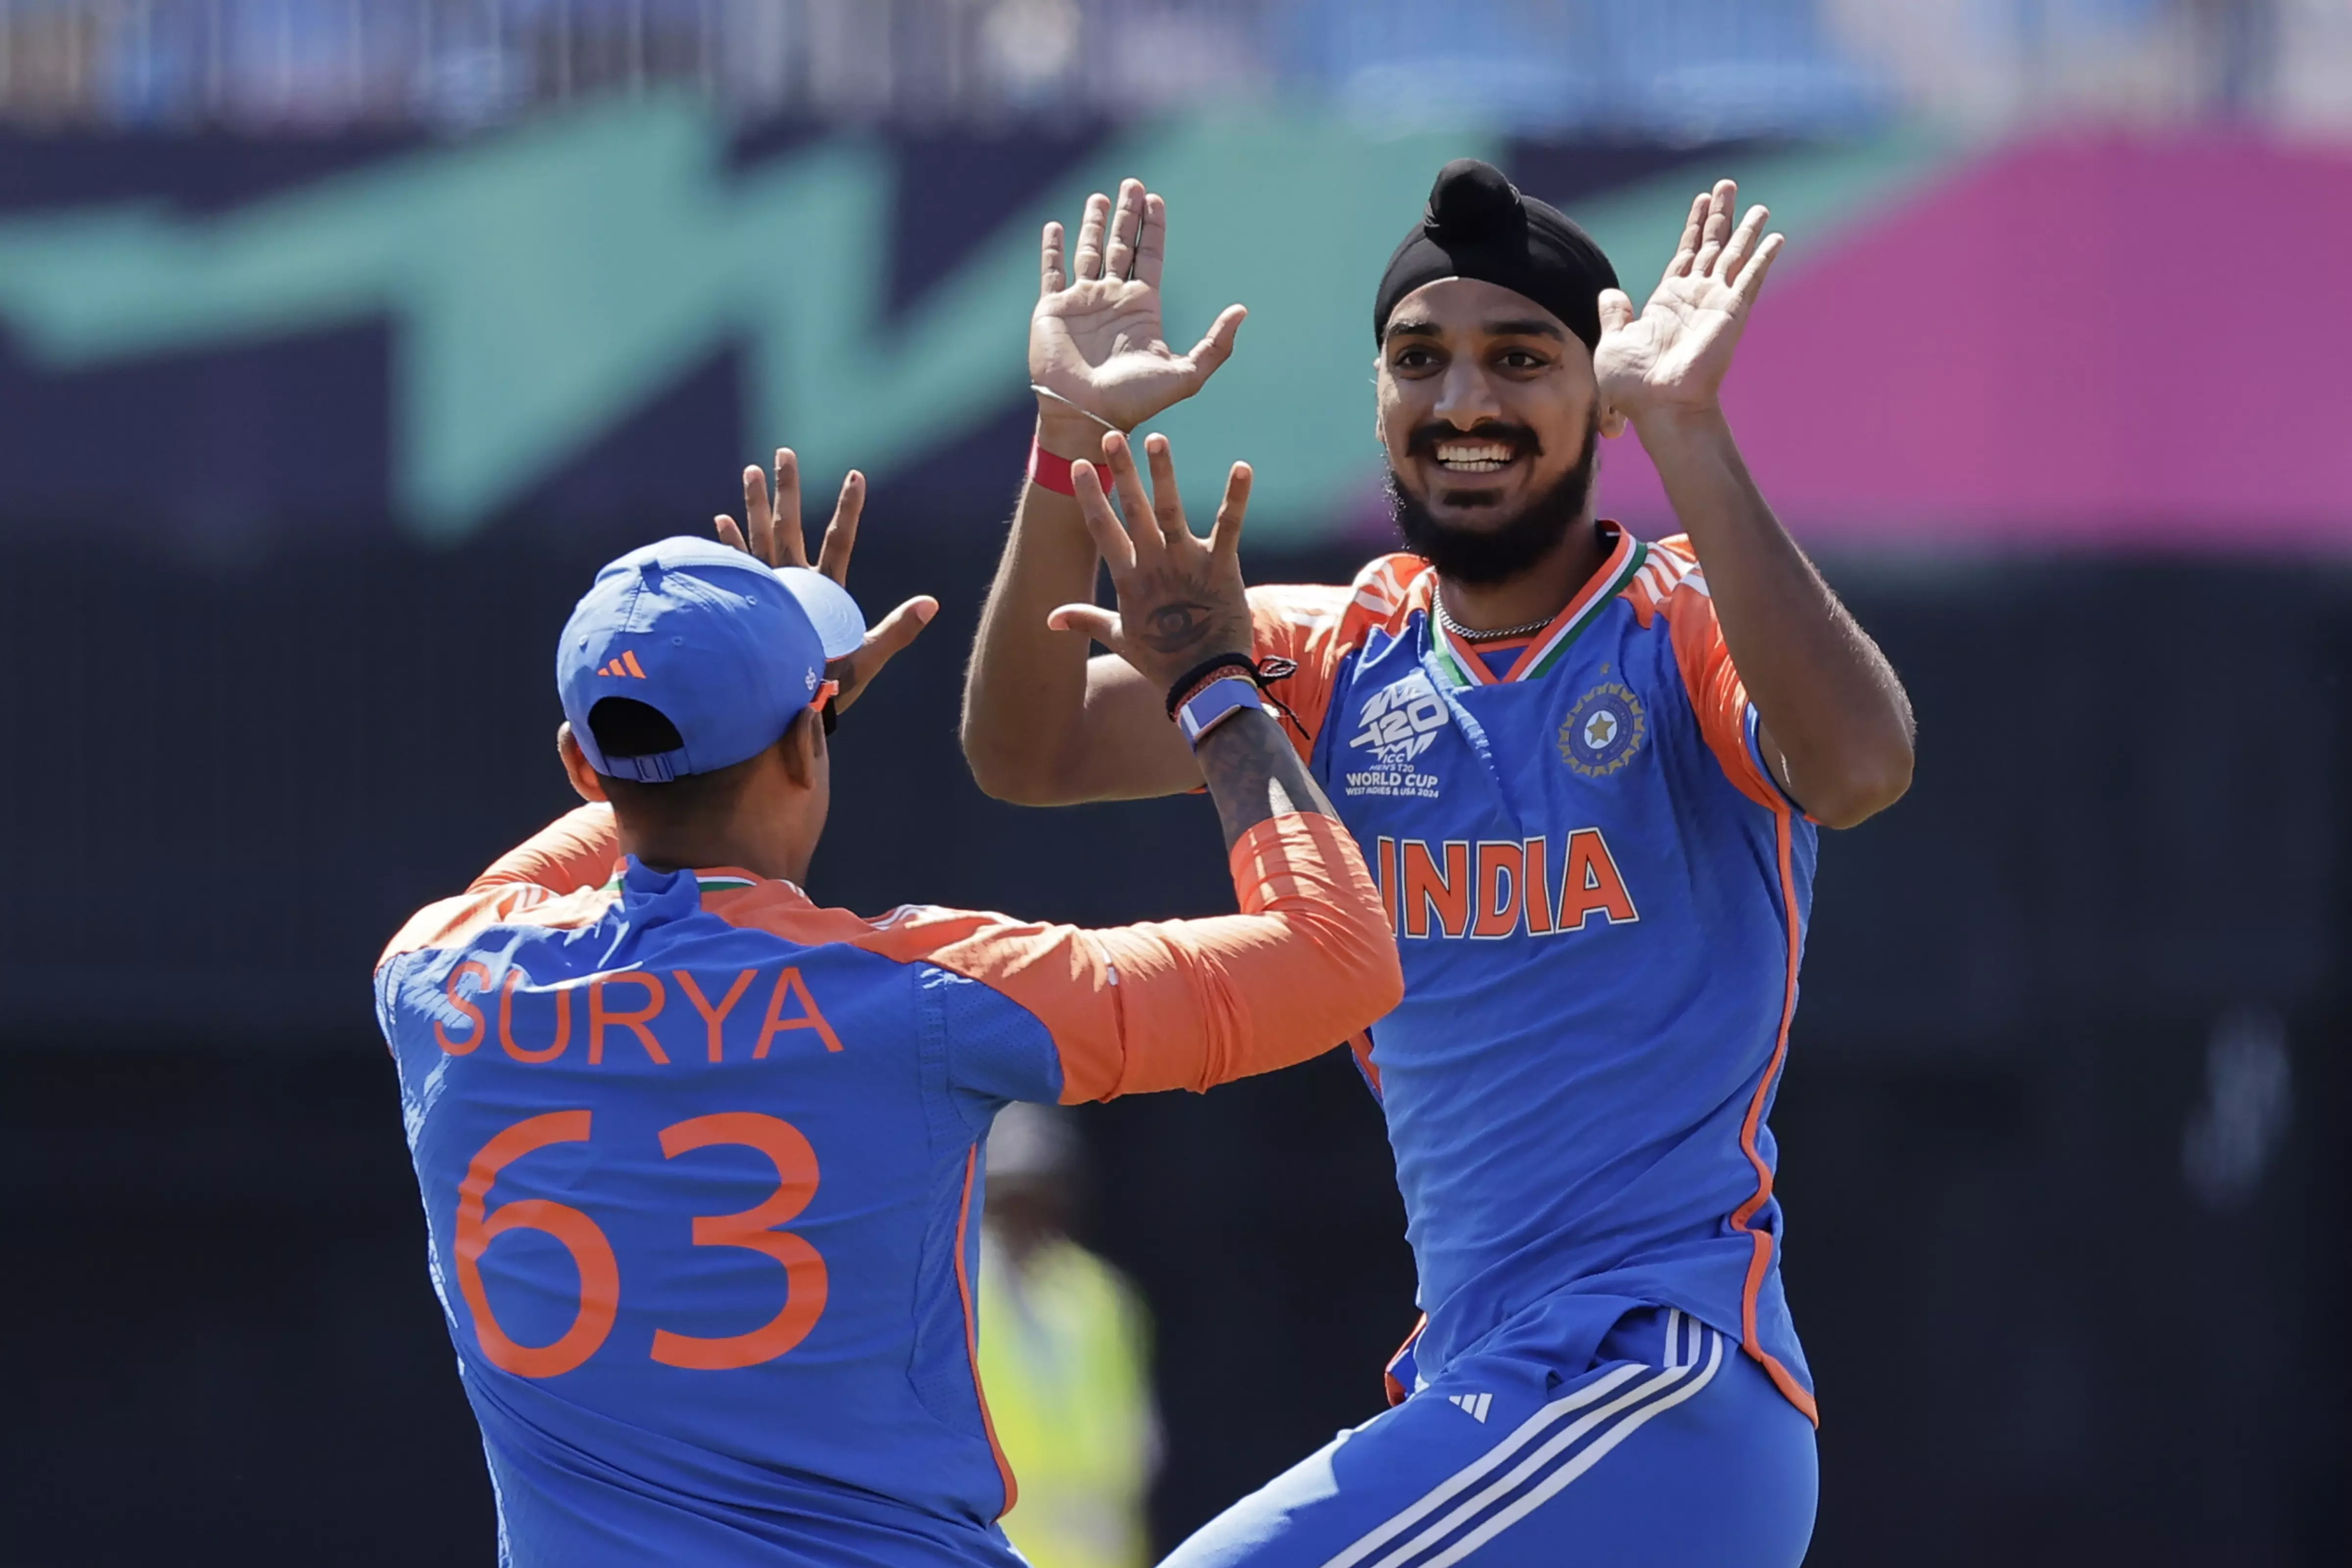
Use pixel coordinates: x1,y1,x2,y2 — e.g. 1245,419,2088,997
0,98,1941,542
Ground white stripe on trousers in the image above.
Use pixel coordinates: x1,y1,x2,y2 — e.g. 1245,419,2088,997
1319,1327,1726,1568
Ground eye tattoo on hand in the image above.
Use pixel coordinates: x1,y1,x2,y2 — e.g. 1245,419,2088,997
1142,601,1215,653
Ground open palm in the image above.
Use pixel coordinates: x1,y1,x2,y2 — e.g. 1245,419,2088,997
1032,178,1246,434
712,447,936,716
1595,179,1784,424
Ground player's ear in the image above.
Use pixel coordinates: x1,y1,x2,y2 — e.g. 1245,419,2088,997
1585,350,1627,439
1571,338,1627,442
776,707,826,792
557,723,608,803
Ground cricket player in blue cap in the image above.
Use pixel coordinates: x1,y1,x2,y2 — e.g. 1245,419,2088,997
375,455,1403,1565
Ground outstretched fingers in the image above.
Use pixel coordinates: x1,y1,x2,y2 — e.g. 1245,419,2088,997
1100,432,1167,559
1044,601,1122,649
814,470,865,584
1073,192,1111,282
1142,434,1190,546
748,448,808,568
1103,178,1146,282
837,594,938,711
828,594,940,713
741,461,781,564
1668,191,1709,278
1040,220,1067,297
1183,303,1248,390
864,595,937,661
1717,203,1769,284
740,465,767,559
1049,462,1130,650
1068,459,1137,574
1208,461,1253,560
1734,231,1786,305
1134,192,1169,289
1693,180,1738,277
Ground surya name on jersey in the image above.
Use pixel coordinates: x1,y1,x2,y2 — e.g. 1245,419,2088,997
1370,831,1638,941
426,953,844,1066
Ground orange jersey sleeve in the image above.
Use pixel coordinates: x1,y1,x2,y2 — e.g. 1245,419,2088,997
1248,584,1352,758
1250,555,1433,758
1627,536,1792,814
469,803,622,894
379,805,621,967
702,811,1403,1104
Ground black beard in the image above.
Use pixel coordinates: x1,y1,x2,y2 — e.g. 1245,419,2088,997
1387,418,1600,587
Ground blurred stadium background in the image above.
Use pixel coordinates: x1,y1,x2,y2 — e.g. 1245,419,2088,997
1,1,2344,1562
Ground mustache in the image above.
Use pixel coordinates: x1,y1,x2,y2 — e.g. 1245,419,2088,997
1405,422,1544,460
1387,409,1600,587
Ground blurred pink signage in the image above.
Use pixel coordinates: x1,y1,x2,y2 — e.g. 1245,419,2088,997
1596,132,2352,555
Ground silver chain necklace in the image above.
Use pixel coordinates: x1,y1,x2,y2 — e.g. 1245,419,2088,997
1431,584,1562,643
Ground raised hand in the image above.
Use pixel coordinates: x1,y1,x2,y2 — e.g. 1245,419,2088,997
1031,179,1248,443
715,447,937,714
1594,179,1784,428
1046,432,1254,695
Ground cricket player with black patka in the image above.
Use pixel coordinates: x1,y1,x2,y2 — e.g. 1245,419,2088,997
964,160,1917,1564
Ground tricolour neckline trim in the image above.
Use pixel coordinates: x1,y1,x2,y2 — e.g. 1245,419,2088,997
1430,525,1648,689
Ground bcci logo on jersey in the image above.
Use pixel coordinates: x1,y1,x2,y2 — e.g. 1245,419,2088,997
1560,682,1647,778
1343,671,1446,800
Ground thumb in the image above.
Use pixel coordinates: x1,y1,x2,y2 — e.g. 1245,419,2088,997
1597,289,1636,336
1185,304,1248,384
831,597,938,713
1046,603,1122,650
866,595,938,660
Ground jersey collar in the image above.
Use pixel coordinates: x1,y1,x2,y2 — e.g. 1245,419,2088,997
1429,522,1650,689
603,860,792,898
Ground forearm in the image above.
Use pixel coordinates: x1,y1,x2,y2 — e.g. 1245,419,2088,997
960,417,1106,800
1639,407,1914,824
1193,705,1342,850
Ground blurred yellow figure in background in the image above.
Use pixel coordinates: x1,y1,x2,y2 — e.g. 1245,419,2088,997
980,1104,1161,1568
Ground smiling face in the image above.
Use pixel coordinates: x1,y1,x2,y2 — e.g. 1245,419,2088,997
1376,277,1603,583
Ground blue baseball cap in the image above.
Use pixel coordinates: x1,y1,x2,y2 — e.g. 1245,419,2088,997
557,536,867,783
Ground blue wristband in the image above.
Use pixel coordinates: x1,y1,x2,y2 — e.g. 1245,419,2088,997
1176,676,1265,749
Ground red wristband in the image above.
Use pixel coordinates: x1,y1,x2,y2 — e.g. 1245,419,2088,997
1027,439,1078,497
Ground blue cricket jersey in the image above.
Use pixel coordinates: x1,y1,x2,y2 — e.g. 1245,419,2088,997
374,807,1395,1564
1251,524,1820,1420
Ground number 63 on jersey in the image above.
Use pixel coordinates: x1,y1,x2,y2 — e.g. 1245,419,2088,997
452,1109,830,1378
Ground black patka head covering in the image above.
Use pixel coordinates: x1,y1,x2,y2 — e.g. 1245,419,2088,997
1373,158,1619,352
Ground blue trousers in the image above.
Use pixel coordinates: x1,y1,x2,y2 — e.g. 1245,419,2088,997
1161,1307,1815,1568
